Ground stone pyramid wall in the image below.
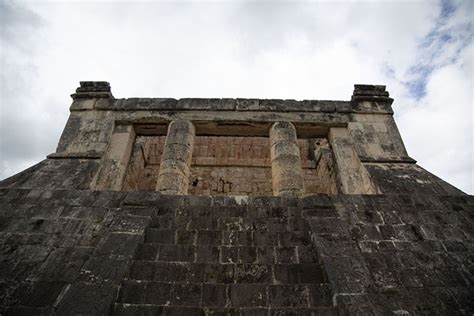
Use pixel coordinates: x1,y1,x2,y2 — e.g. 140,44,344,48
0,188,472,315
0,82,472,315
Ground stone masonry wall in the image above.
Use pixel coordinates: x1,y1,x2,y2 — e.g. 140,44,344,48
1,82,471,315
0,159,99,191
299,139,338,195
122,135,337,196
123,136,166,191
189,136,272,196
322,193,474,315
0,188,152,315
1,187,472,315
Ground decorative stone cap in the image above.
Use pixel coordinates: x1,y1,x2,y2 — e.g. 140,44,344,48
353,84,389,97
71,81,114,100
351,84,393,104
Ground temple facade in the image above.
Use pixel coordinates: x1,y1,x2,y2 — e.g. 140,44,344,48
0,82,472,315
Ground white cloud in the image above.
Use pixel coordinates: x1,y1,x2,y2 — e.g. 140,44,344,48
398,42,473,193
0,0,472,193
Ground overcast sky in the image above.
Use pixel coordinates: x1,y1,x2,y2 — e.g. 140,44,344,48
1,0,473,193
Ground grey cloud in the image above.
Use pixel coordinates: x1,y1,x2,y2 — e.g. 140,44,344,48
0,0,471,193
0,0,42,50
0,0,49,178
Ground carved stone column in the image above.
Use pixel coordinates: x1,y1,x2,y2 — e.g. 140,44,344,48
156,120,195,195
269,122,304,197
328,127,378,194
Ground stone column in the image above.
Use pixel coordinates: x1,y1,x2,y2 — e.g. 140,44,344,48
156,120,195,195
91,124,135,191
269,122,305,197
328,127,378,194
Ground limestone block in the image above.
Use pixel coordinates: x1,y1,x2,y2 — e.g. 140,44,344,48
161,143,194,162
90,124,136,191
156,173,189,194
270,122,298,146
159,159,191,176
270,141,300,160
156,120,195,195
56,111,115,158
269,122,304,197
166,124,195,146
350,114,411,162
328,127,378,194
70,99,96,111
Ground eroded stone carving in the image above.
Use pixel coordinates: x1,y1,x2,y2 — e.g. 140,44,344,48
269,122,305,197
156,120,195,195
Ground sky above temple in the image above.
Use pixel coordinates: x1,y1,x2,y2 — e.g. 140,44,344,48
1,0,473,193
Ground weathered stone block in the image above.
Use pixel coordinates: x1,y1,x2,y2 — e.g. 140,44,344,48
275,246,298,264
145,228,175,244
196,246,220,263
221,246,239,264
95,232,141,257
197,230,222,245
230,284,267,307
144,282,172,305
171,283,202,305
274,264,326,284
118,280,145,304
55,282,118,315
133,243,158,260
203,263,234,284
268,285,309,307
202,283,227,306
176,230,196,245
159,244,195,262
238,246,258,264
234,264,272,283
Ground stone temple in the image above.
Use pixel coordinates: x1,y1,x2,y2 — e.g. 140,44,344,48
0,82,472,315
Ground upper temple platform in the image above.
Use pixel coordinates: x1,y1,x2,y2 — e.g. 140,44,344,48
70,81,394,114
0,81,463,197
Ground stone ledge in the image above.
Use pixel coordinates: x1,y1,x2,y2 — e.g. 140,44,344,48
359,156,417,164
47,151,102,159
67,82,397,115
99,98,354,113
71,92,114,100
